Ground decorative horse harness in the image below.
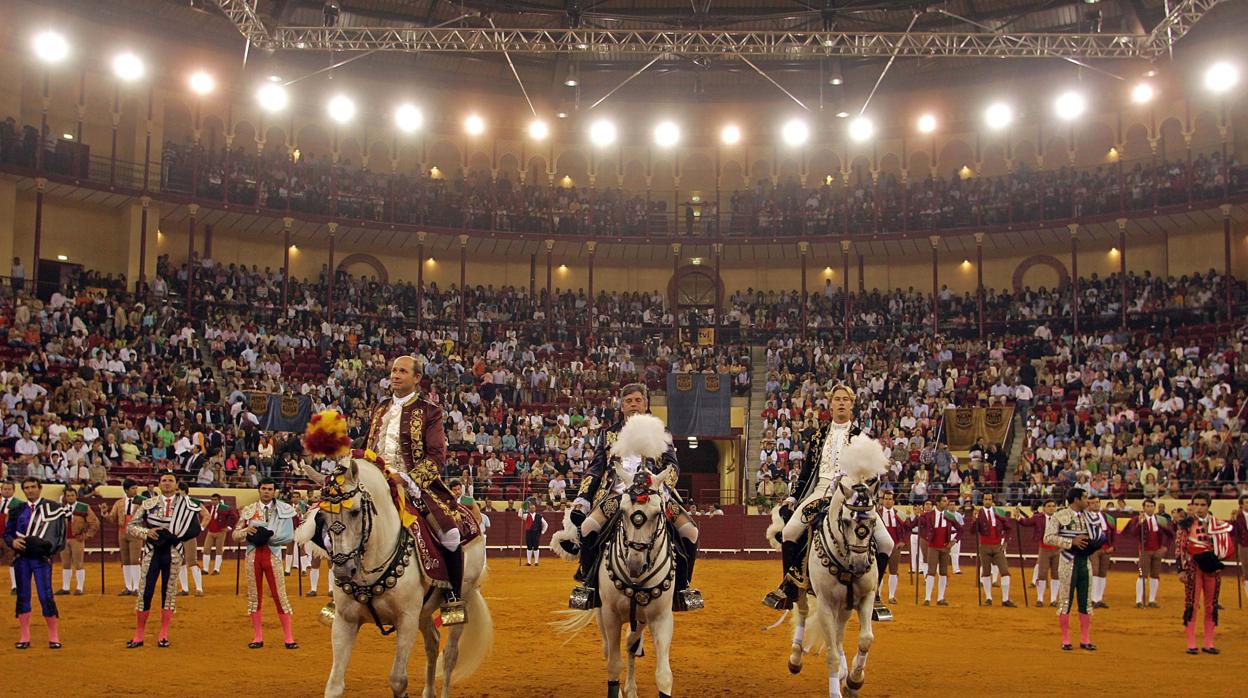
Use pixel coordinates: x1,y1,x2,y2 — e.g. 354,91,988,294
319,467,417,636
807,477,880,610
602,473,676,631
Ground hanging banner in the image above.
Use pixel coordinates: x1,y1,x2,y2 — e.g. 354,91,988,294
665,373,731,438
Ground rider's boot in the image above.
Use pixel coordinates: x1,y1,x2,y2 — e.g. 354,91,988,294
762,540,802,610
673,537,703,612
440,546,467,626
569,530,601,610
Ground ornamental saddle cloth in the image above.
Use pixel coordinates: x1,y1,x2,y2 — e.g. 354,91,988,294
383,472,481,588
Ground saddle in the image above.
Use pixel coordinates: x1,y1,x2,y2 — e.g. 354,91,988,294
785,498,831,591
383,473,481,588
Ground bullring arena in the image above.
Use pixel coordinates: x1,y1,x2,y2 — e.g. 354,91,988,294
3,0,1248,696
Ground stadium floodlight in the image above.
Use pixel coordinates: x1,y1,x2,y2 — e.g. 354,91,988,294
327,95,356,123
1204,61,1239,94
528,119,550,141
781,118,809,146
1054,91,1087,121
256,83,289,112
654,120,680,148
1131,82,1155,104
112,52,145,82
464,114,485,136
32,31,70,64
720,124,741,145
848,116,874,142
589,118,617,147
917,113,937,134
188,71,215,96
395,103,423,133
984,102,1013,131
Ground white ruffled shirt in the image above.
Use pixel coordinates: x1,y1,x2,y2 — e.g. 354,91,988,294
378,392,415,469
816,421,853,486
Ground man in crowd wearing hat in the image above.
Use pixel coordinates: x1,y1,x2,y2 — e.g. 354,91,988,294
4,477,68,649
764,384,894,613
126,471,202,649
57,487,98,596
566,383,701,612
233,477,298,649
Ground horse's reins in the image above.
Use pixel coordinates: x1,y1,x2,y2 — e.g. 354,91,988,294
320,469,415,636
605,493,675,632
812,480,878,610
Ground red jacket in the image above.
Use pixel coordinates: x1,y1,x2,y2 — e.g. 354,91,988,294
969,507,1013,546
1229,509,1248,548
877,506,911,545
1122,514,1174,552
918,509,956,550
206,506,238,533
1015,512,1058,550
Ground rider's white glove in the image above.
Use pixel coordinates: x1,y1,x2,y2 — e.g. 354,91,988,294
572,497,592,513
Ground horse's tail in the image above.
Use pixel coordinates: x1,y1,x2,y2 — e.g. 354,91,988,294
549,508,580,561
548,608,597,644
441,587,493,684
797,599,830,655
764,504,785,552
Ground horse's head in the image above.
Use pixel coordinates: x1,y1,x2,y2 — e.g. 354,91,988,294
615,466,673,579
316,458,377,583
828,434,890,572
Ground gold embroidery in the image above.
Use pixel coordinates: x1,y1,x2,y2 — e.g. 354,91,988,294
409,407,425,461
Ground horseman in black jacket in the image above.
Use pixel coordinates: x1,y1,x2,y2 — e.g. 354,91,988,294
763,384,895,611
564,383,702,612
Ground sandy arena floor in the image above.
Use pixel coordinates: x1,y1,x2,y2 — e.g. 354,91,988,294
0,558,1242,697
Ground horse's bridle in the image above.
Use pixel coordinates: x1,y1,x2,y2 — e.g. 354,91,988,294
319,474,383,573
603,480,675,629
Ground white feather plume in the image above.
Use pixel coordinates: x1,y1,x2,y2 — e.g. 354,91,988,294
610,414,672,460
839,433,890,482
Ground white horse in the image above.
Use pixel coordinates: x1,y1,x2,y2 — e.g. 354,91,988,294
767,435,888,698
553,463,680,698
296,457,492,698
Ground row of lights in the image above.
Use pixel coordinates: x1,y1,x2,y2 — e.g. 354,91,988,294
31,31,1241,147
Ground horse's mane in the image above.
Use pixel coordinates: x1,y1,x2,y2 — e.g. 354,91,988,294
351,458,398,513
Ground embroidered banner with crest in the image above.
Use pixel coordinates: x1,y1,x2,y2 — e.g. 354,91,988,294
665,373,731,438
247,391,314,433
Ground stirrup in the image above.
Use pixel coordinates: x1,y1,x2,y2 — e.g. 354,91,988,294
674,588,704,612
763,587,794,610
569,585,600,610
440,595,467,626
871,600,893,622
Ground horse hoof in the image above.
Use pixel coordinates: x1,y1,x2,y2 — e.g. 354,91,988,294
787,659,803,675
846,677,865,690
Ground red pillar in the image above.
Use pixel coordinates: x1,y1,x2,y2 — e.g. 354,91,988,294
187,204,198,317
1224,204,1234,323
459,234,468,340
545,240,554,339
841,240,850,339
1069,224,1080,335
281,217,292,316
587,241,597,333
32,178,47,294
139,197,150,291
799,242,808,340
671,243,681,338
326,222,337,324
930,235,939,336
1117,218,1128,329
416,234,426,330
975,232,984,340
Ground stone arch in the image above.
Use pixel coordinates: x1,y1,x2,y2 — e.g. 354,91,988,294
937,139,973,179
1013,254,1070,294
720,160,745,191
336,253,388,283
1157,117,1184,160
680,152,714,193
